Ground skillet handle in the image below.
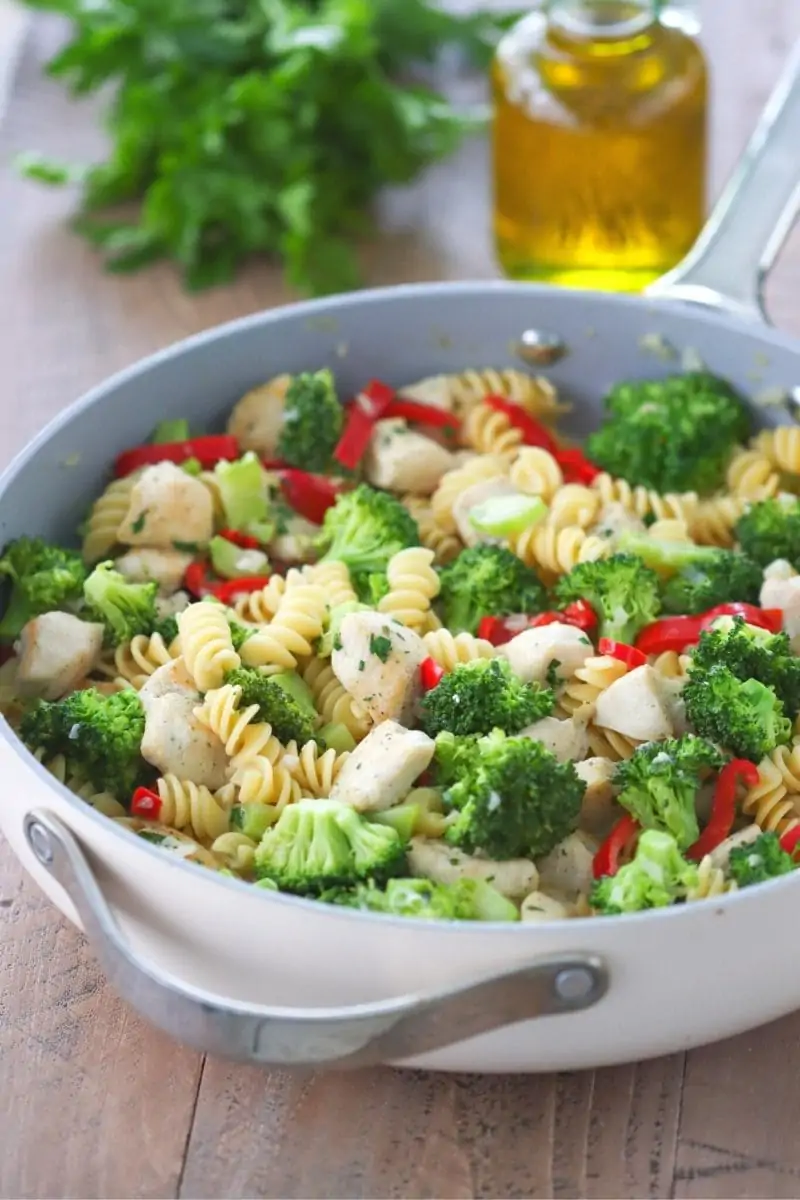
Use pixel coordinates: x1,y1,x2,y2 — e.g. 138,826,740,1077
647,38,800,324
23,810,608,1068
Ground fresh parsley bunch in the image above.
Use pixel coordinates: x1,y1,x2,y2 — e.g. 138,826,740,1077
19,0,516,294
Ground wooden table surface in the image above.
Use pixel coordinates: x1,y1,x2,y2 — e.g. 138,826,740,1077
3,4,800,1197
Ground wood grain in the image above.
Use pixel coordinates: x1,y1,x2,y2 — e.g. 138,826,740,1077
2,2,800,1198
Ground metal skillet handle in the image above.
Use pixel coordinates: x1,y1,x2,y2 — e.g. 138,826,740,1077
647,37,800,324
24,811,608,1068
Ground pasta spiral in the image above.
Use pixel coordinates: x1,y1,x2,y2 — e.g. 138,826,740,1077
82,474,138,563
301,656,372,741
422,629,497,672
587,725,640,761
211,830,258,873
178,601,240,691
377,547,440,630
401,496,462,565
462,401,523,460
559,655,628,716
155,774,233,843
741,756,800,835
194,684,285,769
754,426,800,477
285,740,349,798
106,632,181,689
686,856,736,901
240,584,327,673
547,484,600,530
36,750,126,816
725,448,779,500
591,473,698,524
231,569,308,626
509,523,609,582
762,745,800,793
688,495,745,548
647,519,691,542
509,447,563,500
408,367,565,420
431,455,509,533
229,754,300,810
650,650,692,681
308,561,357,610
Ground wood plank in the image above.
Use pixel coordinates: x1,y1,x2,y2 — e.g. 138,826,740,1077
0,847,203,1200
179,1055,684,1199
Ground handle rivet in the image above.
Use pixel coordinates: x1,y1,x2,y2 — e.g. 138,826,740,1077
516,329,567,366
554,966,594,1002
27,820,53,865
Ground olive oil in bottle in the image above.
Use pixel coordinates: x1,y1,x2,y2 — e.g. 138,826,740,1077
492,1,708,291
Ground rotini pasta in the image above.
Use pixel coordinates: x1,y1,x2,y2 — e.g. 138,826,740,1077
194,684,286,768
650,650,692,681
285,740,349,798
547,484,600,530
422,629,497,672
240,584,326,673
431,454,509,533
403,367,566,420
687,495,745,547
509,447,564,501
229,753,300,811
686,856,736,901
559,655,629,716
178,601,240,690
461,401,522,460
211,830,259,872
741,757,800,836
231,569,307,625
301,656,372,741
103,631,181,689
591,473,698,524
308,561,357,610
587,725,641,761
754,426,800,477
400,495,462,564
377,547,440,630
725,448,779,500
82,474,139,563
155,773,233,843
509,523,608,582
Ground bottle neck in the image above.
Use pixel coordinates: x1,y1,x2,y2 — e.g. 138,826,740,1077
546,1,661,42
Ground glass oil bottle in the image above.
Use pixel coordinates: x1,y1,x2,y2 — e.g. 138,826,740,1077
491,0,708,291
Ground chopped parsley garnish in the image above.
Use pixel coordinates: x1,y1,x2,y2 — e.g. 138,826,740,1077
172,540,199,553
131,510,148,534
369,633,392,663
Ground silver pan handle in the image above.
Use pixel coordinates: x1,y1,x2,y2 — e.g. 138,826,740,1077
23,811,608,1067
647,37,800,324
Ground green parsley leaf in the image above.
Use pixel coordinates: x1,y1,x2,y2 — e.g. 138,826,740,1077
369,633,392,663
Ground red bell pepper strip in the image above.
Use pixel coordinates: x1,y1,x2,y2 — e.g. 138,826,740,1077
131,786,163,820
278,468,344,526
780,826,800,858
382,398,460,431
686,758,760,861
477,615,512,645
593,814,641,879
483,395,558,453
562,600,597,633
598,638,647,669
218,528,262,550
527,612,562,630
115,434,239,478
207,576,271,603
420,657,445,691
184,560,212,599
554,447,601,485
702,602,783,633
334,379,396,470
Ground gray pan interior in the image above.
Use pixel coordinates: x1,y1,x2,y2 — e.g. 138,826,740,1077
0,281,798,554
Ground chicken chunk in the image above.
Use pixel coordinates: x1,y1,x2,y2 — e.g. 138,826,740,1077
331,611,427,724
451,476,519,547
269,515,320,565
364,419,455,496
536,832,597,899
117,462,214,550
15,611,105,700
502,622,593,685
115,548,193,595
520,714,589,763
761,562,800,651
408,837,538,900
141,691,228,789
591,502,647,542
708,823,763,871
594,665,674,741
574,756,619,839
226,373,292,456
520,891,571,922
330,721,435,812
138,657,197,712
398,375,453,412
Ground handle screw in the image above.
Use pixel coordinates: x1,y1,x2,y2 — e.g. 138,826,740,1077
27,820,53,865
516,329,567,366
554,966,595,1003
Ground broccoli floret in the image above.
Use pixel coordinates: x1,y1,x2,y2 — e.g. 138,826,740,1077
0,536,86,640
276,369,344,473
324,876,519,921
20,687,149,799
591,829,699,914
83,561,158,646
617,530,762,614
735,496,800,569
230,802,277,842
684,665,791,760
442,728,582,860
226,617,253,653
437,544,546,635
614,736,723,850
554,554,661,644
690,616,800,719
316,484,419,599
254,798,404,893
433,730,481,787
421,657,553,737
152,418,190,443
587,372,750,496
727,832,795,887
224,666,316,745
213,452,274,543
152,614,179,644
